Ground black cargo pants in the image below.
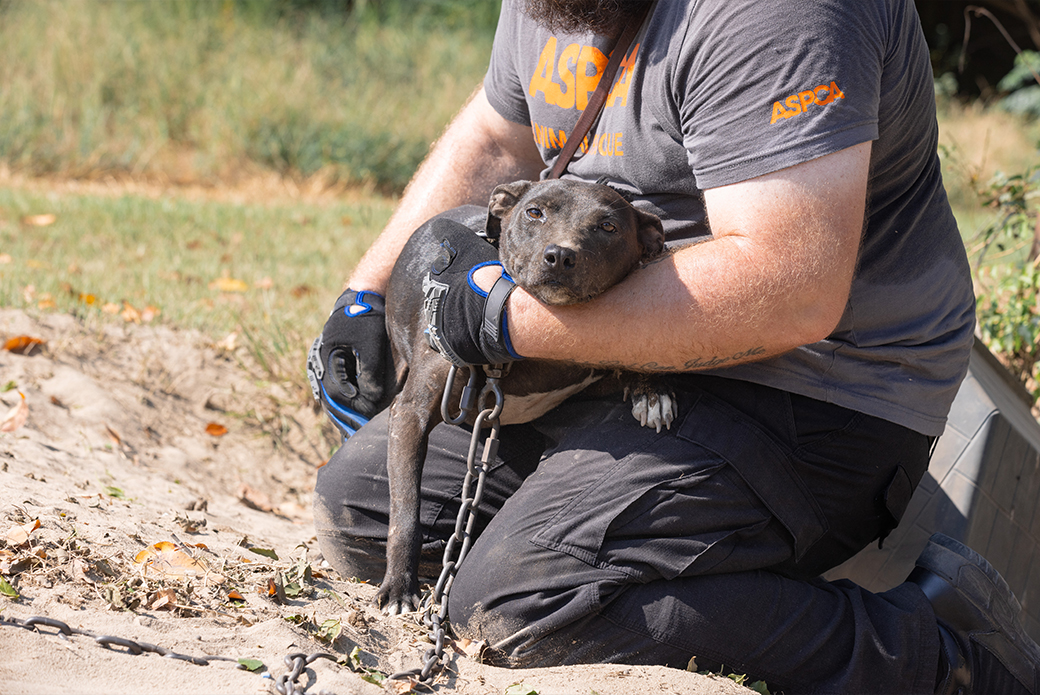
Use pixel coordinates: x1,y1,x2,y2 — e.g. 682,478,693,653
313,374,940,694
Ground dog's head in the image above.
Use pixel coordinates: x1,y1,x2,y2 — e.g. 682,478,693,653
485,180,665,305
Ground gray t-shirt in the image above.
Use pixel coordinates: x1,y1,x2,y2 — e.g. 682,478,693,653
484,0,976,436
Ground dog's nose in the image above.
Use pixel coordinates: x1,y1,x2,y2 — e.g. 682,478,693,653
543,244,577,271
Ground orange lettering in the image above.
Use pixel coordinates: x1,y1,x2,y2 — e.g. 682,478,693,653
614,132,623,156
607,43,639,108
576,45,608,110
535,123,550,148
548,128,563,149
771,80,845,124
529,38,564,105
555,43,579,109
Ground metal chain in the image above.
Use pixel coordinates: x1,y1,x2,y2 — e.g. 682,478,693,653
0,613,346,694
0,614,243,666
391,364,505,684
274,651,341,695
2,365,507,692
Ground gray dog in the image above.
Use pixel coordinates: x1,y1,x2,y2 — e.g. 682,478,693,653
376,179,675,613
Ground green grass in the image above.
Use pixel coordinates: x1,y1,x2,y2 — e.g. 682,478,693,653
2,0,1039,410
0,186,394,385
0,0,498,191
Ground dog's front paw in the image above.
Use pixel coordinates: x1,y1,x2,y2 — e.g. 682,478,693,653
374,575,422,616
627,386,677,433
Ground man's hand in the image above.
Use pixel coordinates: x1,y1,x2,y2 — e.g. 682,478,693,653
420,220,523,367
307,289,395,437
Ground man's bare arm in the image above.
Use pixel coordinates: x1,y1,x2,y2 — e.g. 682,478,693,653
500,141,872,371
347,86,544,294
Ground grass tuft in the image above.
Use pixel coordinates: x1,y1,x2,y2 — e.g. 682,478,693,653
0,0,497,192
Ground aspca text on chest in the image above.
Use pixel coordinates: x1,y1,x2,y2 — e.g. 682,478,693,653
528,36,639,110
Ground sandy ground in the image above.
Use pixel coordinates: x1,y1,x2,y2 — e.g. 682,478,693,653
0,307,753,695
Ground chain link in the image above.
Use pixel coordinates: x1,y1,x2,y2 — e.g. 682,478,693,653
391,365,505,684
274,651,341,695
1,606,363,694
1,364,508,692
0,614,243,666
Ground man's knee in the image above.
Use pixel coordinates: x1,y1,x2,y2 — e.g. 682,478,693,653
312,419,394,582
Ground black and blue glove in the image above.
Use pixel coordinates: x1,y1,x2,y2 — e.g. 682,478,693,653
421,219,524,368
307,289,395,438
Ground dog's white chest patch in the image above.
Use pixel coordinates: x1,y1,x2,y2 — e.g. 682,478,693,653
499,373,603,425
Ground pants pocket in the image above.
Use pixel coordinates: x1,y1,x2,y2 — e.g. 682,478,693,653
677,389,829,563
530,453,781,581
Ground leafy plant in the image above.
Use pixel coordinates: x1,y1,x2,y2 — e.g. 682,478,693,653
1000,51,1040,119
971,164,1040,401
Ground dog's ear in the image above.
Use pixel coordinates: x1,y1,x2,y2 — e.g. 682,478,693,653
486,181,534,239
635,208,666,260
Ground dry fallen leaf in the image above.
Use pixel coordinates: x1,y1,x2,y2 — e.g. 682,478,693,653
205,422,228,437
209,277,249,293
104,425,123,445
22,213,56,227
101,302,121,314
134,541,222,582
151,587,178,610
37,295,56,310
141,305,160,323
215,332,238,353
0,253,11,264
0,392,28,433
254,277,274,290
121,303,142,324
71,557,92,584
5,518,40,547
388,677,420,694
3,335,46,355
238,483,273,513
453,638,488,659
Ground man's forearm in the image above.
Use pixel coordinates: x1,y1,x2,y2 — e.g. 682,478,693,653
506,239,827,371
503,142,871,372
347,86,544,293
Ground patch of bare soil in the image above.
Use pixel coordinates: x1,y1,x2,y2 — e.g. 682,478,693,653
0,307,752,695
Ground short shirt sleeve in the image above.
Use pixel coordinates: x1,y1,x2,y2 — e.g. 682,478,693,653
485,0,533,127
676,1,886,189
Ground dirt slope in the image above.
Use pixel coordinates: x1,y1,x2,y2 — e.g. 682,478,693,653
0,307,752,695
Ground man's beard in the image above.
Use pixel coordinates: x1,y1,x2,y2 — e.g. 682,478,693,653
520,0,647,35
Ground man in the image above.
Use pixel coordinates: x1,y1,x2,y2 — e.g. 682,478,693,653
310,1,1040,692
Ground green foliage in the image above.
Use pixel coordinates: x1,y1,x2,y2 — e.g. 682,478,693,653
971,165,1040,400
0,575,19,598
0,185,392,395
342,646,387,685
504,685,539,695
0,0,499,192
999,51,1040,119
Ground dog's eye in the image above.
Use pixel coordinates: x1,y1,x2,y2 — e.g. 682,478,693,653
525,207,544,221
599,221,617,233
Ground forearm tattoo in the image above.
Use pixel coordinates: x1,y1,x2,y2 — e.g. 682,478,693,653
588,346,767,373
